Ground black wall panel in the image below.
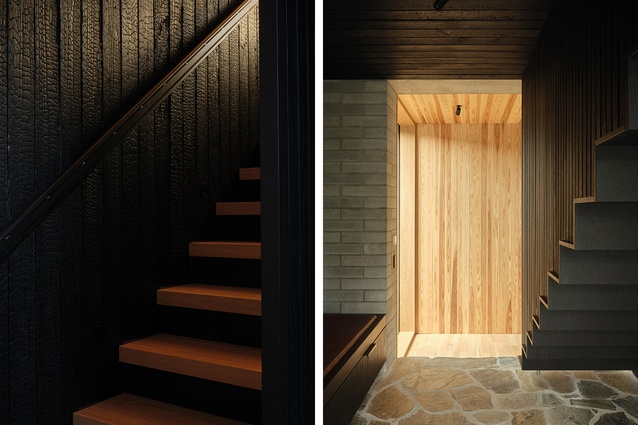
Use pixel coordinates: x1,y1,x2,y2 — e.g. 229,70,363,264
0,1,260,423
522,1,638,348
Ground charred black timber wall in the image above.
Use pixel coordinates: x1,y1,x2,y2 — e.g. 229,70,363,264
522,1,638,349
0,1,259,423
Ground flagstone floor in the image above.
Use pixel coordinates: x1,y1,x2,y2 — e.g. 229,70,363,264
350,357,638,424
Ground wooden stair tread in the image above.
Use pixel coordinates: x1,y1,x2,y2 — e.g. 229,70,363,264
119,334,262,390
239,167,260,181
189,241,261,259
73,393,248,425
216,201,261,216
157,284,261,316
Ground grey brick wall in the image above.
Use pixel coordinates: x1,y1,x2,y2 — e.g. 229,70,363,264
323,80,398,363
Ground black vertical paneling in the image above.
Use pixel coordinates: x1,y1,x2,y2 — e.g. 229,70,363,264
121,0,142,344
219,0,231,201
80,0,104,408
34,0,61,421
101,0,123,401
522,0,638,355
261,0,314,423
59,0,82,419
0,0,8,421
135,0,156,341
153,1,171,285
8,0,37,422
1,1,261,422
249,7,259,159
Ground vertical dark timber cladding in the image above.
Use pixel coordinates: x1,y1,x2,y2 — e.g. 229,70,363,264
0,0,8,422
81,0,105,407
137,0,156,339
35,0,62,421
195,0,210,235
59,0,83,420
219,0,231,201
261,0,314,423
154,0,171,284
182,0,197,245
8,0,37,422
522,0,638,362
102,0,123,399
208,0,221,231
121,0,141,344
170,0,187,280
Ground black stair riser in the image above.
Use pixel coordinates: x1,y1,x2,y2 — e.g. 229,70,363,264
546,279,638,310
531,329,638,347
558,245,638,284
525,345,638,360
121,364,262,424
595,146,638,202
537,306,638,331
158,306,262,348
189,257,261,286
574,202,638,250
520,355,638,371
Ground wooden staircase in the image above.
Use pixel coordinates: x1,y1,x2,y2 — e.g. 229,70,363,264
521,134,638,370
74,167,262,424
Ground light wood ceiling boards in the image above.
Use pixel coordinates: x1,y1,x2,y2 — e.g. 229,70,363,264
324,0,553,79
397,93,521,125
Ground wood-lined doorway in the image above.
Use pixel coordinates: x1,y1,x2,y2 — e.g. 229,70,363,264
396,87,522,356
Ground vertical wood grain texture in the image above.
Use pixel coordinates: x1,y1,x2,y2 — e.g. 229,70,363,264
414,124,522,334
0,0,7,419
522,0,638,349
398,125,416,333
0,0,259,423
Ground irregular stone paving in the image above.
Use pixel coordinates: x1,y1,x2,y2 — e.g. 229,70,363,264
350,357,638,424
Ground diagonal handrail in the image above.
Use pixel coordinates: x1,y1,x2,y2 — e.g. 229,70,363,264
0,0,258,260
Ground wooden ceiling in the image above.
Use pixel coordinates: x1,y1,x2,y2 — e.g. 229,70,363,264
323,0,553,80
398,93,522,125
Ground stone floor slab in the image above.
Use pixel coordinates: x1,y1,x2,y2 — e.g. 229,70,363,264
595,412,635,425
545,406,594,425
367,386,414,420
413,391,455,413
471,369,521,394
398,411,475,425
449,385,493,411
402,368,473,392
473,410,511,425
612,396,638,421
598,372,638,395
578,380,618,399
511,409,546,425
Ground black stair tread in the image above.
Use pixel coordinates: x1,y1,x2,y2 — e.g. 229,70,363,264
558,245,638,285
524,345,638,360
216,201,261,216
546,278,638,310
119,334,262,390
73,393,249,425
189,241,261,260
157,284,261,316
594,126,638,146
530,329,638,347
521,356,638,371
536,305,638,330
239,167,260,181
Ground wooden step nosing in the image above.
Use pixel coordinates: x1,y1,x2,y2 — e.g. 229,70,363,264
559,240,575,250
239,167,260,181
526,331,533,346
216,201,261,216
548,271,559,283
157,284,262,316
189,241,261,259
539,295,549,309
73,393,250,425
532,315,540,330
119,335,262,390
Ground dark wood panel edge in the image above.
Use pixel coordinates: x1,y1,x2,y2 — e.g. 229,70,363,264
323,315,386,406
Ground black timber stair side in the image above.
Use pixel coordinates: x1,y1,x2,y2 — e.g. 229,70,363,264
74,167,263,423
522,127,638,370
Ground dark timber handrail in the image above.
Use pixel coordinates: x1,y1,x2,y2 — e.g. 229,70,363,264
0,0,258,260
